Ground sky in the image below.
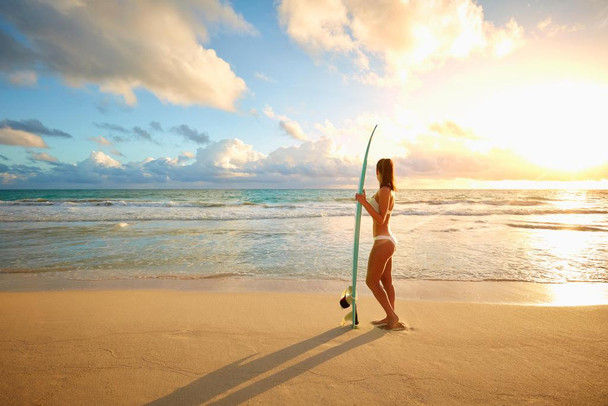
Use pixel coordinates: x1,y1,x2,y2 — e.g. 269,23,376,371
1,0,607,189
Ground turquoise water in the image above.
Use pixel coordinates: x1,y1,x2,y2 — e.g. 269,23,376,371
1,189,607,283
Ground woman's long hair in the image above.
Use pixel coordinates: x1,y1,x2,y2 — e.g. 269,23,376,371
376,158,397,191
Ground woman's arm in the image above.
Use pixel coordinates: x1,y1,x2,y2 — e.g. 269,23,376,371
355,187,391,225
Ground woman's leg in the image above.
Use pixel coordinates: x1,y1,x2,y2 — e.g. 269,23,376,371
381,256,395,310
370,250,396,325
366,241,399,328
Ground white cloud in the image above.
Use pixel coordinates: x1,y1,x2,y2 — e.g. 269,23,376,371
0,0,254,110
263,105,308,140
83,151,122,169
260,137,358,178
278,0,525,85
254,72,276,83
537,17,584,38
194,138,265,171
278,0,354,53
279,120,306,141
89,135,112,146
0,128,48,148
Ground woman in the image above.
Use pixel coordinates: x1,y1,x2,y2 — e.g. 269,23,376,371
355,158,403,330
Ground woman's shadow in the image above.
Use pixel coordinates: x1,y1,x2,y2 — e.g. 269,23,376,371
146,327,384,405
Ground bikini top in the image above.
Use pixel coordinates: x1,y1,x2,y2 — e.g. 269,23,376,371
369,192,393,214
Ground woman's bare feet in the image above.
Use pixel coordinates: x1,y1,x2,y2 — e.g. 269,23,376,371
386,313,400,329
380,321,407,331
371,317,388,325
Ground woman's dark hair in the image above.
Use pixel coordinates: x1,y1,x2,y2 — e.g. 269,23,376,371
376,158,397,191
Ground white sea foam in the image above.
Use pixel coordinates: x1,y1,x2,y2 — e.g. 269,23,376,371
1,189,607,283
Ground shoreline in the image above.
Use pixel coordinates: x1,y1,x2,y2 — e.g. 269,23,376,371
1,274,607,306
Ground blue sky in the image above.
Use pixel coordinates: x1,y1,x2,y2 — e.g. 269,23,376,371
1,0,607,189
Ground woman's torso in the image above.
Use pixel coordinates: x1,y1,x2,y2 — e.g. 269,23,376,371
371,188,394,237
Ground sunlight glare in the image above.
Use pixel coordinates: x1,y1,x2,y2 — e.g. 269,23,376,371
548,283,608,306
469,81,608,172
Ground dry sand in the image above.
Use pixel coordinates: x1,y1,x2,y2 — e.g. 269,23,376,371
1,289,607,405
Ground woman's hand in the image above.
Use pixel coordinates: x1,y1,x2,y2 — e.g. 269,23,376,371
355,190,366,204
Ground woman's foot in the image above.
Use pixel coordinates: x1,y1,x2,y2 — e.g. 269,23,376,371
380,321,407,331
385,314,400,329
371,317,388,325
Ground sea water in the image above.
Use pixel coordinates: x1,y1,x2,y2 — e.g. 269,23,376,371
1,189,607,283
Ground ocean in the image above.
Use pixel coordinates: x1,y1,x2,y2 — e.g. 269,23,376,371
1,189,607,284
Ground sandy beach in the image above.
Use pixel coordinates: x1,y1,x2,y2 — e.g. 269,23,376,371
1,284,607,405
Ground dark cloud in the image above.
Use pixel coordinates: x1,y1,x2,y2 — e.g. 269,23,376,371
0,118,72,138
95,122,158,144
149,121,163,132
132,126,153,142
94,122,130,133
171,125,210,145
0,30,35,71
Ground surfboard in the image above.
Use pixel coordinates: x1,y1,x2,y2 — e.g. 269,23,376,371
350,124,378,329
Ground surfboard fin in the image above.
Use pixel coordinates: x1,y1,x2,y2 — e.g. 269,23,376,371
339,286,359,326
339,286,353,308
341,308,359,326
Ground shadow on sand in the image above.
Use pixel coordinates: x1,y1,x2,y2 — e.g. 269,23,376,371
146,327,384,405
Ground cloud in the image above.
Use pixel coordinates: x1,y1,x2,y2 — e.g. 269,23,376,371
94,122,130,134
132,126,153,142
0,135,361,187
0,172,18,184
537,17,584,38
259,137,358,178
0,127,48,148
397,132,547,181
0,118,72,138
110,149,125,157
194,138,264,172
171,125,210,145
28,151,58,163
279,120,306,141
149,121,164,132
278,0,525,85
254,72,276,83
429,121,479,140
0,0,254,110
263,105,307,140
95,122,157,144
95,121,209,145
84,151,122,169
8,70,37,86
3,116,606,188
89,135,112,147
0,30,35,71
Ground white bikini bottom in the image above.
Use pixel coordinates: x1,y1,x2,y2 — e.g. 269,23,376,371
373,234,397,247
